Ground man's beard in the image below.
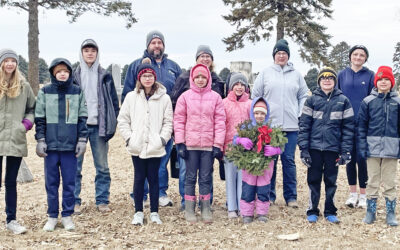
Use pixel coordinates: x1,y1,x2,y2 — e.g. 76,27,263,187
149,48,164,60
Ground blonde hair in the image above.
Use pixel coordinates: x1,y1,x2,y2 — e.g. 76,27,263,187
0,61,23,98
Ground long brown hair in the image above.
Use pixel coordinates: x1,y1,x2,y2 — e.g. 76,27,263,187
0,60,23,98
135,79,159,97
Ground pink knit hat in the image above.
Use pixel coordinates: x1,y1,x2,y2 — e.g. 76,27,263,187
191,64,209,81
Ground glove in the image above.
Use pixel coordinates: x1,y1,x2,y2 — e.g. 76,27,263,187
234,137,253,150
36,138,47,157
22,119,33,131
177,143,187,159
264,145,282,157
337,152,351,166
212,146,223,159
300,150,312,168
75,138,87,158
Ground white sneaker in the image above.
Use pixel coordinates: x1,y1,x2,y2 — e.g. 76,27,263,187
150,212,162,224
159,196,173,207
345,193,358,208
61,216,75,231
43,217,58,231
357,195,367,209
6,220,27,234
132,212,144,225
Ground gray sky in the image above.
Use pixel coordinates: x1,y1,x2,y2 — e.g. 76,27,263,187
0,0,399,75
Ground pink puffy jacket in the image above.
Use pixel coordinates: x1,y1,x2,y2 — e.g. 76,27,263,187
174,64,226,150
223,90,252,152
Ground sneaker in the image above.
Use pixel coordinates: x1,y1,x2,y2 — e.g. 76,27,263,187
357,195,367,209
257,215,268,222
345,193,358,208
228,211,238,219
150,212,162,224
61,216,75,231
74,204,82,215
132,212,144,226
307,215,318,223
6,220,27,234
242,216,253,224
325,215,340,224
287,201,299,208
97,204,111,213
43,217,58,231
159,196,173,207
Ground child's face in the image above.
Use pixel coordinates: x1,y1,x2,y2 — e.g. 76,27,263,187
254,111,266,123
377,78,392,93
194,75,208,88
320,76,335,93
55,69,70,81
2,58,17,76
140,73,155,89
232,83,245,96
351,49,367,67
82,47,98,66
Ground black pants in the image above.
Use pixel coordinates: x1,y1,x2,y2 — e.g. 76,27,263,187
132,156,161,213
0,156,22,223
346,137,368,188
307,150,339,217
184,150,213,197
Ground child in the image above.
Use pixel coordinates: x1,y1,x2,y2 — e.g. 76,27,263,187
118,58,173,226
235,97,281,223
358,66,399,226
298,67,354,224
35,58,88,231
0,49,35,234
223,72,252,219
174,63,226,223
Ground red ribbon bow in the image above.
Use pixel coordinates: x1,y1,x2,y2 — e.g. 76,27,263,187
257,125,272,153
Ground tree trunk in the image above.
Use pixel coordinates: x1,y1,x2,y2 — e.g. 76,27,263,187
276,2,285,41
28,0,39,95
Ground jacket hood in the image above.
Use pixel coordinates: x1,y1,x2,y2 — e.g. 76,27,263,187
79,46,100,71
189,64,212,93
227,89,249,102
250,96,270,126
271,62,295,73
370,88,399,98
49,58,73,88
140,82,167,100
314,86,343,98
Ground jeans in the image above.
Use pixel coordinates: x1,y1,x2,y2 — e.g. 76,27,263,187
75,125,111,206
184,150,213,200
0,156,22,223
224,157,242,212
45,151,77,218
130,139,173,201
270,131,298,203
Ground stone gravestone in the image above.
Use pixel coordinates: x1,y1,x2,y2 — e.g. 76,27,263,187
1,158,33,183
112,64,122,103
230,61,253,88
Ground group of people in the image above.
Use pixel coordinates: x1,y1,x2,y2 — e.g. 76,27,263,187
0,29,398,234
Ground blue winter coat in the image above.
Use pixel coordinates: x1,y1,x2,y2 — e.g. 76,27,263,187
357,89,400,159
298,88,354,154
337,66,374,117
121,50,181,103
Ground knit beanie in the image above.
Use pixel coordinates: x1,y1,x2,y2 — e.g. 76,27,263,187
81,39,98,51
272,39,290,59
52,63,70,76
146,30,165,48
191,64,209,81
195,45,214,61
137,57,157,81
253,99,268,114
317,67,337,86
0,48,19,65
229,72,249,90
374,66,395,88
349,45,369,62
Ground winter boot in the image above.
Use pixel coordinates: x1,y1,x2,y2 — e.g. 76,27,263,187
184,200,197,223
200,199,213,223
385,198,398,227
363,198,377,224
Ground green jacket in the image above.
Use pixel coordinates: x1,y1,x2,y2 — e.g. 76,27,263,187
0,81,36,157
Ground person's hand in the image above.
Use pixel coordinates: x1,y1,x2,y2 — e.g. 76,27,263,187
75,138,87,158
36,138,47,157
300,150,312,168
177,143,187,159
234,137,253,150
337,152,351,166
264,145,282,157
22,119,33,131
212,146,223,159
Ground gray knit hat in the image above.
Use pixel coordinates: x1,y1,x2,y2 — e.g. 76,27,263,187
229,72,249,90
81,39,98,51
196,45,214,61
0,48,19,65
146,30,165,48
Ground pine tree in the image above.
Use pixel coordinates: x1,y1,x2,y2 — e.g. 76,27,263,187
304,68,319,91
393,42,400,91
328,41,350,72
222,0,333,66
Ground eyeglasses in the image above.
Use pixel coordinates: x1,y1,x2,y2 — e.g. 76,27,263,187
275,52,288,57
141,74,154,79
320,76,335,81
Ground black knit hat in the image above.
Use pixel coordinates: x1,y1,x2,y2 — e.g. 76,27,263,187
317,67,337,86
137,57,157,81
272,39,290,59
349,45,369,62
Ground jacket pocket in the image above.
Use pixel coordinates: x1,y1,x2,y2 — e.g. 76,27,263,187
147,133,163,155
127,131,142,155
11,121,27,149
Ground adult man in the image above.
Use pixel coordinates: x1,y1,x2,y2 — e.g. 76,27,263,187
73,39,120,213
122,30,181,206
252,39,309,208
